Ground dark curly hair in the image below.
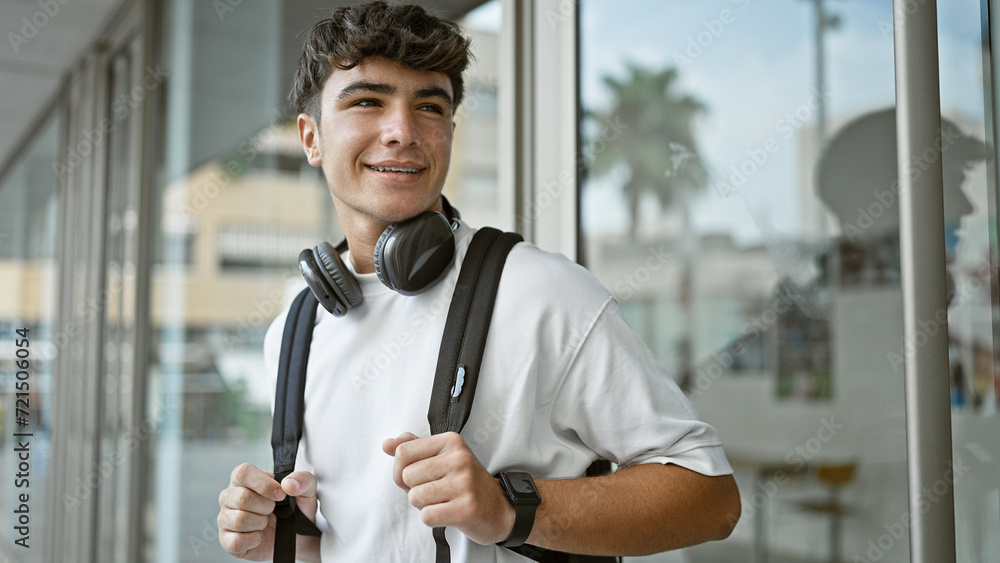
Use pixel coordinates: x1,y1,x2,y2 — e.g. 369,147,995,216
290,1,472,119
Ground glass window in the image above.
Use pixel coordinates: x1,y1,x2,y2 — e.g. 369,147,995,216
950,1,1000,560
444,0,504,227
581,1,996,560
148,3,312,560
96,31,153,562
0,113,61,562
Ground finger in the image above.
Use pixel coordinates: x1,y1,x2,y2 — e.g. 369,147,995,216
400,456,449,490
230,463,285,502
415,500,454,529
381,432,420,456
390,433,453,467
281,471,317,498
281,471,319,521
407,477,454,510
218,506,271,533
219,483,278,517
388,434,444,491
218,528,264,558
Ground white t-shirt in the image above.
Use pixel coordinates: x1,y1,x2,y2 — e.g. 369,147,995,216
264,222,733,562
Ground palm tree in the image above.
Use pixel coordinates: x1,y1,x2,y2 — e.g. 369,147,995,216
585,63,708,389
586,63,708,237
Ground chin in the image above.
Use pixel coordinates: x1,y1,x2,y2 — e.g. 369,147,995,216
375,194,441,222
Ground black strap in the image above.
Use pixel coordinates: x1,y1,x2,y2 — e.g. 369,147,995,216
425,229,618,563
428,227,521,435
432,526,452,563
428,227,522,562
271,288,322,563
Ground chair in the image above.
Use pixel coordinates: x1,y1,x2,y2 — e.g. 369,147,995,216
790,463,857,563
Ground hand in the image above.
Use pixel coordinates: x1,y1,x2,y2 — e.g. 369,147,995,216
217,463,318,560
382,432,516,545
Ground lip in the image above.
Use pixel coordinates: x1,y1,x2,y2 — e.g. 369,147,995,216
363,160,427,182
365,160,426,172
367,160,425,169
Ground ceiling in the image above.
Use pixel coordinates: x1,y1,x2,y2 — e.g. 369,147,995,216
0,0,122,179
0,0,488,182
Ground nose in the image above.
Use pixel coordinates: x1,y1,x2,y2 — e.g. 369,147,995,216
380,105,419,146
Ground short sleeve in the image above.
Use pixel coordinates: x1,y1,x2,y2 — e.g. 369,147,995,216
548,296,733,477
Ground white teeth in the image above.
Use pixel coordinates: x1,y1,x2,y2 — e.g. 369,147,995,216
369,165,420,173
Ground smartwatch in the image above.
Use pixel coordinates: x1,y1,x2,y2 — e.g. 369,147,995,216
496,471,541,548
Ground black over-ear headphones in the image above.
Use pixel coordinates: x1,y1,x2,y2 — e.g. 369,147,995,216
298,198,461,317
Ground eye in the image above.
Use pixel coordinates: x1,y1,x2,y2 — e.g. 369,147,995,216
418,103,445,115
353,99,381,108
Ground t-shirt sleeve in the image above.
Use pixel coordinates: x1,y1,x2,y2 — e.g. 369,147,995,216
548,296,733,477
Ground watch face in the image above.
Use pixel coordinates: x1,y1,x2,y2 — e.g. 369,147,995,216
503,472,540,503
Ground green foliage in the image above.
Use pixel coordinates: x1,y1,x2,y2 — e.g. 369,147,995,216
223,379,269,439
586,63,708,234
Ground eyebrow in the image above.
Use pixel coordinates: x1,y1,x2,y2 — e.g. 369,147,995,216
336,81,395,101
336,81,454,109
414,86,454,109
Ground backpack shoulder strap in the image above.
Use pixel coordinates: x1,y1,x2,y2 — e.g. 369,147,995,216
271,287,322,563
426,229,619,563
427,227,522,435
427,227,521,563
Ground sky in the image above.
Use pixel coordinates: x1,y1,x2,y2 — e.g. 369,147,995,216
461,0,990,246
577,0,987,244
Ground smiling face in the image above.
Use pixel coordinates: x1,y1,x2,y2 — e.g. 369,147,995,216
298,57,455,235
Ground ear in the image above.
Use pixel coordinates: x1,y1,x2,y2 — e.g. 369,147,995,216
298,113,323,167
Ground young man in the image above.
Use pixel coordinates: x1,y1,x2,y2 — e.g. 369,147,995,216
217,2,740,561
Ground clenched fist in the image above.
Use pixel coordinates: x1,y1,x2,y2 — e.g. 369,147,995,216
217,463,320,561
383,431,515,545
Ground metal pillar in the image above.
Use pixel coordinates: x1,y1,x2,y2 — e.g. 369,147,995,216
892,1,957,561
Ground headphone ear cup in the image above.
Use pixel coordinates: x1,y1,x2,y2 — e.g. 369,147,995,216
373,211,456,295
313,242,364,309
372,223,397,290
299,248,349,317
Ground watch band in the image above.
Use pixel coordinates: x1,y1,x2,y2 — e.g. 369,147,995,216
499,501,536,548
497,472,540,548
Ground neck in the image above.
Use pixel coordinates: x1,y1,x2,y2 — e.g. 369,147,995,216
344,221,386,275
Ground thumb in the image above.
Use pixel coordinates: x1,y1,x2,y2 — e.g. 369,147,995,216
281,471,318,522
381,432,420,456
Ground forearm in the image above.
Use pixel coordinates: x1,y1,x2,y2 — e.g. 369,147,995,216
525,463,740,556
295,534,321,562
